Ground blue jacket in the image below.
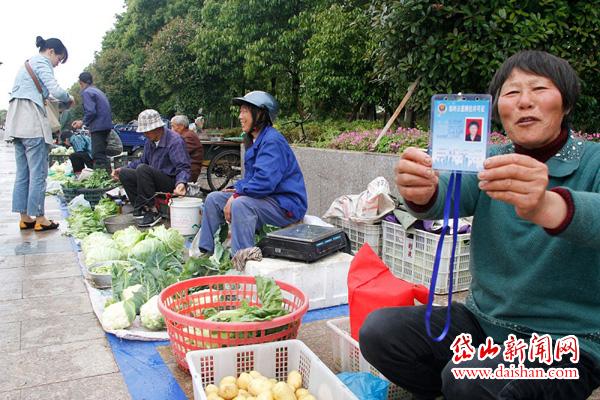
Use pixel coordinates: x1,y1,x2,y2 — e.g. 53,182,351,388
81,85,113,132
234,126,308,221
70,134,92,157
128,128,191,185
9,54,70,110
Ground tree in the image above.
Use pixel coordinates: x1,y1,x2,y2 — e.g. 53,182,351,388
371,0,600,130
300,4,378,119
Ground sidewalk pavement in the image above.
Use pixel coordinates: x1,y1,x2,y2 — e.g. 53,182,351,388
0,136,130,399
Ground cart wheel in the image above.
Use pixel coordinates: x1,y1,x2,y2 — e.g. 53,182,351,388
207,150,241,191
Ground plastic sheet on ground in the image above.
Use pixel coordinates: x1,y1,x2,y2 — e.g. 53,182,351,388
75,251,169,341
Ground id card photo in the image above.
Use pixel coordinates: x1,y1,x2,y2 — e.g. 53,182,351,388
430,94,491,173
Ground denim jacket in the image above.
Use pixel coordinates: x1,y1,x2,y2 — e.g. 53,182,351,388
9,54,70,110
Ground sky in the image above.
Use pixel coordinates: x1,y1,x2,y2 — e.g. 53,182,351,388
0,0,126,110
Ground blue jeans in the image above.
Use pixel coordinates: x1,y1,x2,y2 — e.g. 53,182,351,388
199,191,297,254
12,137,49,217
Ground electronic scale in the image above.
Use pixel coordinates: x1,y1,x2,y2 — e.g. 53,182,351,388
257,224,350,262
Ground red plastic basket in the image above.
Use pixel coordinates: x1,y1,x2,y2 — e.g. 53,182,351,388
158,275,309,371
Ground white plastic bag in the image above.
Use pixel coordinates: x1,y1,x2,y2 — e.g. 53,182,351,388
68,194,91,210
323,177,395,223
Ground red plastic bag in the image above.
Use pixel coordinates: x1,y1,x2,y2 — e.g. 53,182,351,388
348,244,429,340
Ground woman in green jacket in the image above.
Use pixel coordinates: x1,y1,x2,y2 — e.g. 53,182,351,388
360,51,600,399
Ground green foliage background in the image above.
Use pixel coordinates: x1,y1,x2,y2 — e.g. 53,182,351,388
76,0,599,133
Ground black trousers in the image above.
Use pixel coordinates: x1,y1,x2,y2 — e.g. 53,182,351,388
359,304,600,400
119,164,175,209
69,151,93,173
91,129,110,171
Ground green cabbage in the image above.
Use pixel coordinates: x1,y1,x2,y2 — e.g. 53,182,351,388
85,241,125,266
128,237,165,264
113,226,145,251
122,284,147,314
149,226,184,254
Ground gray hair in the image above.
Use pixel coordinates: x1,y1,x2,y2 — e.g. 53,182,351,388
171,115,189,127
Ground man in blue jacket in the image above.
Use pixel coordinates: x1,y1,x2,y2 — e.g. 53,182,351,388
112,109,191,227
198,91,308,255
71,72,113,170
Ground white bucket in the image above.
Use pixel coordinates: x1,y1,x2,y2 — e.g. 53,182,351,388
169,197,203,236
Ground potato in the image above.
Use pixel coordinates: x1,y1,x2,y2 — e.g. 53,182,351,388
249,370,263,379
272,381,296,400
232,396,247,400
295,388,309,398
207,394,225,400
268,378,278,385
237,372,252,390
219,382,239,400
248,377,271,396
205,384,219,394
220,376,238,386
238,389,249,397
287,370,302,390
256,391,273,400
300,395,315,400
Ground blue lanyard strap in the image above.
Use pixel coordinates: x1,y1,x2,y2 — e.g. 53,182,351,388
424,172,462,342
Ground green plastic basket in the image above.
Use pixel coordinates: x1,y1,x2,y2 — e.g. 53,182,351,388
61,186,115,208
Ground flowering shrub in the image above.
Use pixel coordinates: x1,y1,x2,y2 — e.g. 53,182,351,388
327,128,599,154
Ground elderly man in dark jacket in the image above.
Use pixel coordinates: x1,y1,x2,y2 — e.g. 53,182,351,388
112,109,191,227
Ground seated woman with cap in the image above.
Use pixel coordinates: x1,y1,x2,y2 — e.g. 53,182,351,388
198,91,308,256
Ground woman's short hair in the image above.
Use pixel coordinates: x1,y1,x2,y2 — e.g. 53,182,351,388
171,115,189,127
36,36,68,64
488,50,580,128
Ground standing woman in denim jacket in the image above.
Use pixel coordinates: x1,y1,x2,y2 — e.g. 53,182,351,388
5,36,73,231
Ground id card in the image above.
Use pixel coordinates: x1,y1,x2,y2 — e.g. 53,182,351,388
430,94,491,173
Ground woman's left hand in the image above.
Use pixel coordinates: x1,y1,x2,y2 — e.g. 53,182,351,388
478,154,567,226
478,153,548,220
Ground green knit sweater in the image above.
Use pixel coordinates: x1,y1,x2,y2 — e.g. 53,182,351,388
409,135,600,365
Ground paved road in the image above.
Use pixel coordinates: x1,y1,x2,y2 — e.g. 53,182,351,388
0,138,130,399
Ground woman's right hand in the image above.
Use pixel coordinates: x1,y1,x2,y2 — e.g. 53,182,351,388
111,168,120,181
394,147,439,205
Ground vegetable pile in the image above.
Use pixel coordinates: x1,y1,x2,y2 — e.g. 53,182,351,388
66,198,118,239
203,370,316,400
50,146,74,155
63,169,114,189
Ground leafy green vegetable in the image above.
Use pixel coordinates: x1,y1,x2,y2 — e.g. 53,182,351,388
82,232,113,253
63,169,114,189
122,284,147,314
66,207,105,239
203,276,288,322
66,198,118,239
94,198,119,220
90,265,112,275
84,239,125,266
180,224,232,281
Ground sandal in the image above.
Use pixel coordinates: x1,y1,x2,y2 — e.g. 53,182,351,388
19,221,36,230
34,221,60,232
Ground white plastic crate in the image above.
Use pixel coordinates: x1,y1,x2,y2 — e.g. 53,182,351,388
245,252,352,310
327,317,411,400
187,339,358,400
381,220,471,294
329,217,382,255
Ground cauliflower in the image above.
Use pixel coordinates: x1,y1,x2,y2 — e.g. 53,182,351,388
101,300,136,330
140,295,165,330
